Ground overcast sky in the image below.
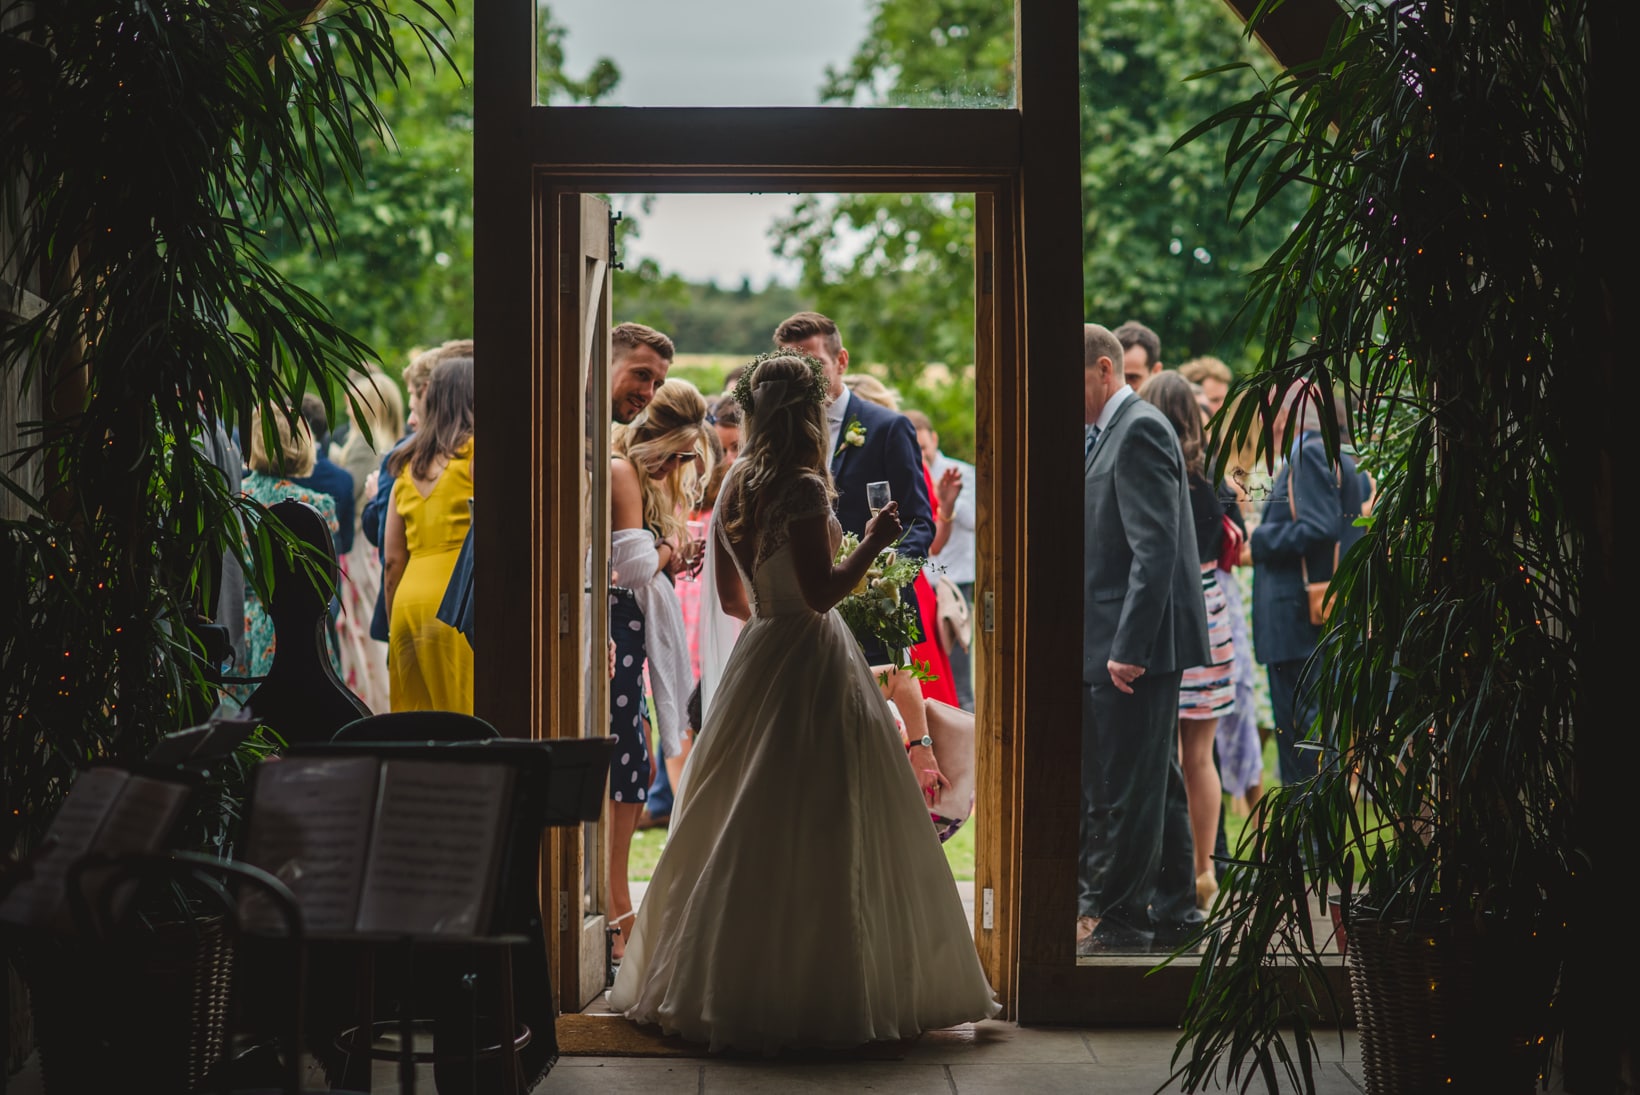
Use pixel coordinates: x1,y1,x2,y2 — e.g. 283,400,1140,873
550,0,873,286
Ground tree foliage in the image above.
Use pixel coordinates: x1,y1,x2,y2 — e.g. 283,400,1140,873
252,1,618,376
1,0,446,848
773,0,1310,375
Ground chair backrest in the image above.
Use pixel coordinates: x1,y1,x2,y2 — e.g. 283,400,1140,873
330,710,500,744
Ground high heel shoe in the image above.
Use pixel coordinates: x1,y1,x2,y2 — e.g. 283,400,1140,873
1195,870,1219,913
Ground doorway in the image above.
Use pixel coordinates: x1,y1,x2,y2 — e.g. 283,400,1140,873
531,185,1017,1018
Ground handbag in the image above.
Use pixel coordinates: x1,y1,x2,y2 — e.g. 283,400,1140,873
923,698,975,842
934,575,971,654
1289,452,1342,626
1215,513,1243,574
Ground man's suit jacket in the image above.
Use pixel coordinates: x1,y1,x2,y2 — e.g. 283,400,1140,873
1082,395,1210,684
829,392,934,560
1249,433,1370,666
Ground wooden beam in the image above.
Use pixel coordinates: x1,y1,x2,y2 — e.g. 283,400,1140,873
1216,0,1341,69
525,108,1022,173
1010,0,1088,1017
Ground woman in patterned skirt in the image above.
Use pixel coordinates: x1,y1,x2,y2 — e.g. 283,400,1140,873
1140,372,1239,912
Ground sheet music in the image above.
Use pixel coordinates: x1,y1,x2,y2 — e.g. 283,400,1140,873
0,767,129,928
354,760,512,937
238,755,380,934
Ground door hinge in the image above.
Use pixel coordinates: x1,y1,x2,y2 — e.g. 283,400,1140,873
559,593,570,634
982,887,994,931
558,889,569,931
982,591,995,633
608,210,625,271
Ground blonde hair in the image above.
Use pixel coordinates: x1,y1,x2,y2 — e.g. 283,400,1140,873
612,378,715,544
842,372,900,412
719,355,834,546
403,337,472,396
347,364,406,452
1178,355,1233,386
249,406,316,477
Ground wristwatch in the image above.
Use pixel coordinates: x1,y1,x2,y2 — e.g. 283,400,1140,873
907,733,933,750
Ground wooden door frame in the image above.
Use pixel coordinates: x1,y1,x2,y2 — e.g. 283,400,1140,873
473,0,1337,1025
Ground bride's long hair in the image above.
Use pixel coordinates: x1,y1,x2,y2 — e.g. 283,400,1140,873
719,354,834,545
612,379,715,544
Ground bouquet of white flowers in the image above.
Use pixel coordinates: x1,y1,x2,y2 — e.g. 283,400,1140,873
832,532,936,681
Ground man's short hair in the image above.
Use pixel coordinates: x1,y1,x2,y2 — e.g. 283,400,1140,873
711,397,742,428
405,337,473,395
1178,355,1232,386
1084,324,1123,371
298,392,330,451
1113,320,1161,368
612,322,675,363
773,311,842,358
903,409,934,433
722,364,746,390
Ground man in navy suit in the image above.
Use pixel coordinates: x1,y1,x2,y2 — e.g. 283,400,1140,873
1249,384,1371,786
774,311,934,664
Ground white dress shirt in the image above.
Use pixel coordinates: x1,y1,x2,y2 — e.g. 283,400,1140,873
825,388,851,460
928,451,976,585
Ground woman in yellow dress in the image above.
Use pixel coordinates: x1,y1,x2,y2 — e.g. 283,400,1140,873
383,353,474,712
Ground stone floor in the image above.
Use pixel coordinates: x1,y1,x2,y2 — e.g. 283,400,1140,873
8,1021,1369,1094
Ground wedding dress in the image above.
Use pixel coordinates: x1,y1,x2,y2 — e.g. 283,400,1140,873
609,469,999,1052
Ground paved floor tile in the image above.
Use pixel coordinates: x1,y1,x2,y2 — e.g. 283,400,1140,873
703,1061,953,1095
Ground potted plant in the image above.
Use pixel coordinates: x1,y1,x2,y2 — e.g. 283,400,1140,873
1167,1,1591,1091
2,0,449,1086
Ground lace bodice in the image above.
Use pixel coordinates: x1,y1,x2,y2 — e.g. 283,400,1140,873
718,469,839,616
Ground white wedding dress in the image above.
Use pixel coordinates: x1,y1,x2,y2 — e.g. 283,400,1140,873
609,470,999,1052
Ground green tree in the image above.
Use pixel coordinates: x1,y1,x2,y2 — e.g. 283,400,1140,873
254,2,617,376
774,0,1309,375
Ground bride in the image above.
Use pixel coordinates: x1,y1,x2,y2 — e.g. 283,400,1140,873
609,352,999,1052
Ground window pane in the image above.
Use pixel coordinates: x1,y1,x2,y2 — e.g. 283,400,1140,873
538,0,1014,107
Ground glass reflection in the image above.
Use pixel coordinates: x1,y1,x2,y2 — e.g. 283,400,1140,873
538,0,1013,107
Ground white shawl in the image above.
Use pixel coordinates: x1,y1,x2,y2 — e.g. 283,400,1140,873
610,528,689,758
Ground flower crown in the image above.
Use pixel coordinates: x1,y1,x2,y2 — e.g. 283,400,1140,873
732,350,829,418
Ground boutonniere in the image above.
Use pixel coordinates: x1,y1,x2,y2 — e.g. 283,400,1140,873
837,418,866,457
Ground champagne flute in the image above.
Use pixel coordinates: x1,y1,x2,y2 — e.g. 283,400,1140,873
866,481,892,517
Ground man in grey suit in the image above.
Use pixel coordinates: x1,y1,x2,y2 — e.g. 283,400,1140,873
1077,323,1212,955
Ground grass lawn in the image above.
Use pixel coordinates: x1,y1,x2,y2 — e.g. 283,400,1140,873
626,735,1277,887
628,811,977,883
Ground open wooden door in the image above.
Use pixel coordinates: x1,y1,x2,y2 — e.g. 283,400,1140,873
545,191,615,1012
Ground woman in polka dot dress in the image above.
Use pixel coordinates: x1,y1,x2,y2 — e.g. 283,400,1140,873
606,380,716,960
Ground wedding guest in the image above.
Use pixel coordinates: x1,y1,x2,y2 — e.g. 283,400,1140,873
1178,355,1234,419
906,408,976,712
1249,383,1372,786
840,374,958,708
1193,388,1265,821
696,399,745,722
292,393,355,554
231,406,340,704
331,365,404,713
774,311,934,666
1078,323,1208,955
606,378,715,959
383,354,474,713
1140,371,1240,911
1115,319,1164,392
361,339,469,647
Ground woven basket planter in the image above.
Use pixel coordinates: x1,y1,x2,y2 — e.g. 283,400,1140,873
27,915,234,1094
1346,903,1559,1094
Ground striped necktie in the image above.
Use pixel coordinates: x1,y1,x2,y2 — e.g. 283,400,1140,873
1085,424,1100,457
